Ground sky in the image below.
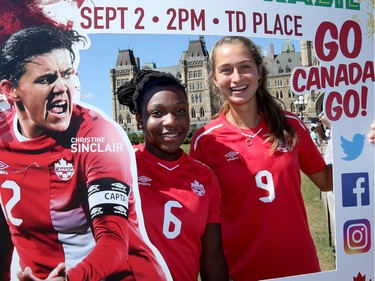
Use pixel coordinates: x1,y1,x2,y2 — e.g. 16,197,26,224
77,33,300,117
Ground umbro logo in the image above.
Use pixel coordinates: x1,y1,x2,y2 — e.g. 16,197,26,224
225,151,239,161
0,160,9,175
138,175,152,186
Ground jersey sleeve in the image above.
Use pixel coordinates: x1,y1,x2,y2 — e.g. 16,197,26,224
69,112,136,280
190,129,222,224
81,116,134,189
67,215,129,280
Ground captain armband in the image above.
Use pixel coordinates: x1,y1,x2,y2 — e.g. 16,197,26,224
87,178,131,220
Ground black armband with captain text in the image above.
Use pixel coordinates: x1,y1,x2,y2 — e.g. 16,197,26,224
87,178,131,220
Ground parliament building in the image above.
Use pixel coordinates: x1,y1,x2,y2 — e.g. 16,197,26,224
110,36,324,133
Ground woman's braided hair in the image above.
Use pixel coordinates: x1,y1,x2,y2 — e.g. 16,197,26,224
116,69,186,114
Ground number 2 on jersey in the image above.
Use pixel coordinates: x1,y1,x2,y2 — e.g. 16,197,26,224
1,180,23,226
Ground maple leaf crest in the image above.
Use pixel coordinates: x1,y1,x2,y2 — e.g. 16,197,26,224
191,180,205,196
55,158,73,168
54,158,74,181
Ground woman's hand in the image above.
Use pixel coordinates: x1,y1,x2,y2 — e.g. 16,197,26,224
368,122,375,144
17,263,67,281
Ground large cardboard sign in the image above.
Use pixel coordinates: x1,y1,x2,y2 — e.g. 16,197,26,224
3,0,374,280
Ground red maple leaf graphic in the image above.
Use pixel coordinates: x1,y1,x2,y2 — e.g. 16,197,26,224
353,272,372,281
354,272,365,281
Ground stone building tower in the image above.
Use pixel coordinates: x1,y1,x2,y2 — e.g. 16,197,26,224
264,40,303,115
300,40,314,68
264,39,320,121
110,49,140,132
179,36,215,129
110,37,320,133
300,40,325,116
110,36,215,132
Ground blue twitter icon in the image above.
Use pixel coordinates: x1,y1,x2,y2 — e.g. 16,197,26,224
340,133,366,160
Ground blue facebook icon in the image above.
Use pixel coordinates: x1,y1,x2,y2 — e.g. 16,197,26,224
342,173,370,207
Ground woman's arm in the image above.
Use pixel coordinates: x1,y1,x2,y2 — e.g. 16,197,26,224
200,223,229,281
67,215,129,280
308,164,333,192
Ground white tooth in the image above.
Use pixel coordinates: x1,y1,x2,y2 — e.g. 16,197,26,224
164,134,178,138
232,85,247,91
53,101,66,106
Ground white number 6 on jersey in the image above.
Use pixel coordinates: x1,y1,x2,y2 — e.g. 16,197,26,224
163,200,182,239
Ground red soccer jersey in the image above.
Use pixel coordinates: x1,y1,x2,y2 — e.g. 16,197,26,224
0,103,170,281
190,112,326,281
134,144,221,281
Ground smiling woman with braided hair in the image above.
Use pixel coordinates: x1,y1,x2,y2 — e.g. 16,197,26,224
116,69,229,281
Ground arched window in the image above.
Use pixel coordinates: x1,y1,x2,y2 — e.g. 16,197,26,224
126,114,131,124
118,114,123,124
191,108,196,119
200,107,205,117
199,93,202,103
290,103,296,113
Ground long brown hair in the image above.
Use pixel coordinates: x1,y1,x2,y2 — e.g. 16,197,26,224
210,36,297,152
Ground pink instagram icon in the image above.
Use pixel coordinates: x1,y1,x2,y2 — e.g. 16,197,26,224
343,219,371,254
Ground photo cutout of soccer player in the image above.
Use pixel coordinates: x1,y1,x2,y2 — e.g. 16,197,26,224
116,69,229,281
189,36,334,281
0,26,170,281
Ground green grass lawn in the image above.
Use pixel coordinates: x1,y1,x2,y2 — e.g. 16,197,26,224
181,143,190,154
182,144,336,273
301,173,336,271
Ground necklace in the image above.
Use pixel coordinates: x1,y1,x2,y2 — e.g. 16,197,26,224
227,111,262,146
240,127,263,146
230,113,262,146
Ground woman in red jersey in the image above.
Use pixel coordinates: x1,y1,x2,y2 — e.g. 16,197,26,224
190,36,333,281
0,26,169,281
116,69,229,281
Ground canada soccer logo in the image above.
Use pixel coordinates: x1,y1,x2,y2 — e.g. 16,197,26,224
54,158,74,181
191,180,205,196
276,139,290,152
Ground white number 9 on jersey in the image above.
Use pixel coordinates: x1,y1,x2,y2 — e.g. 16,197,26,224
256,170,276,203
